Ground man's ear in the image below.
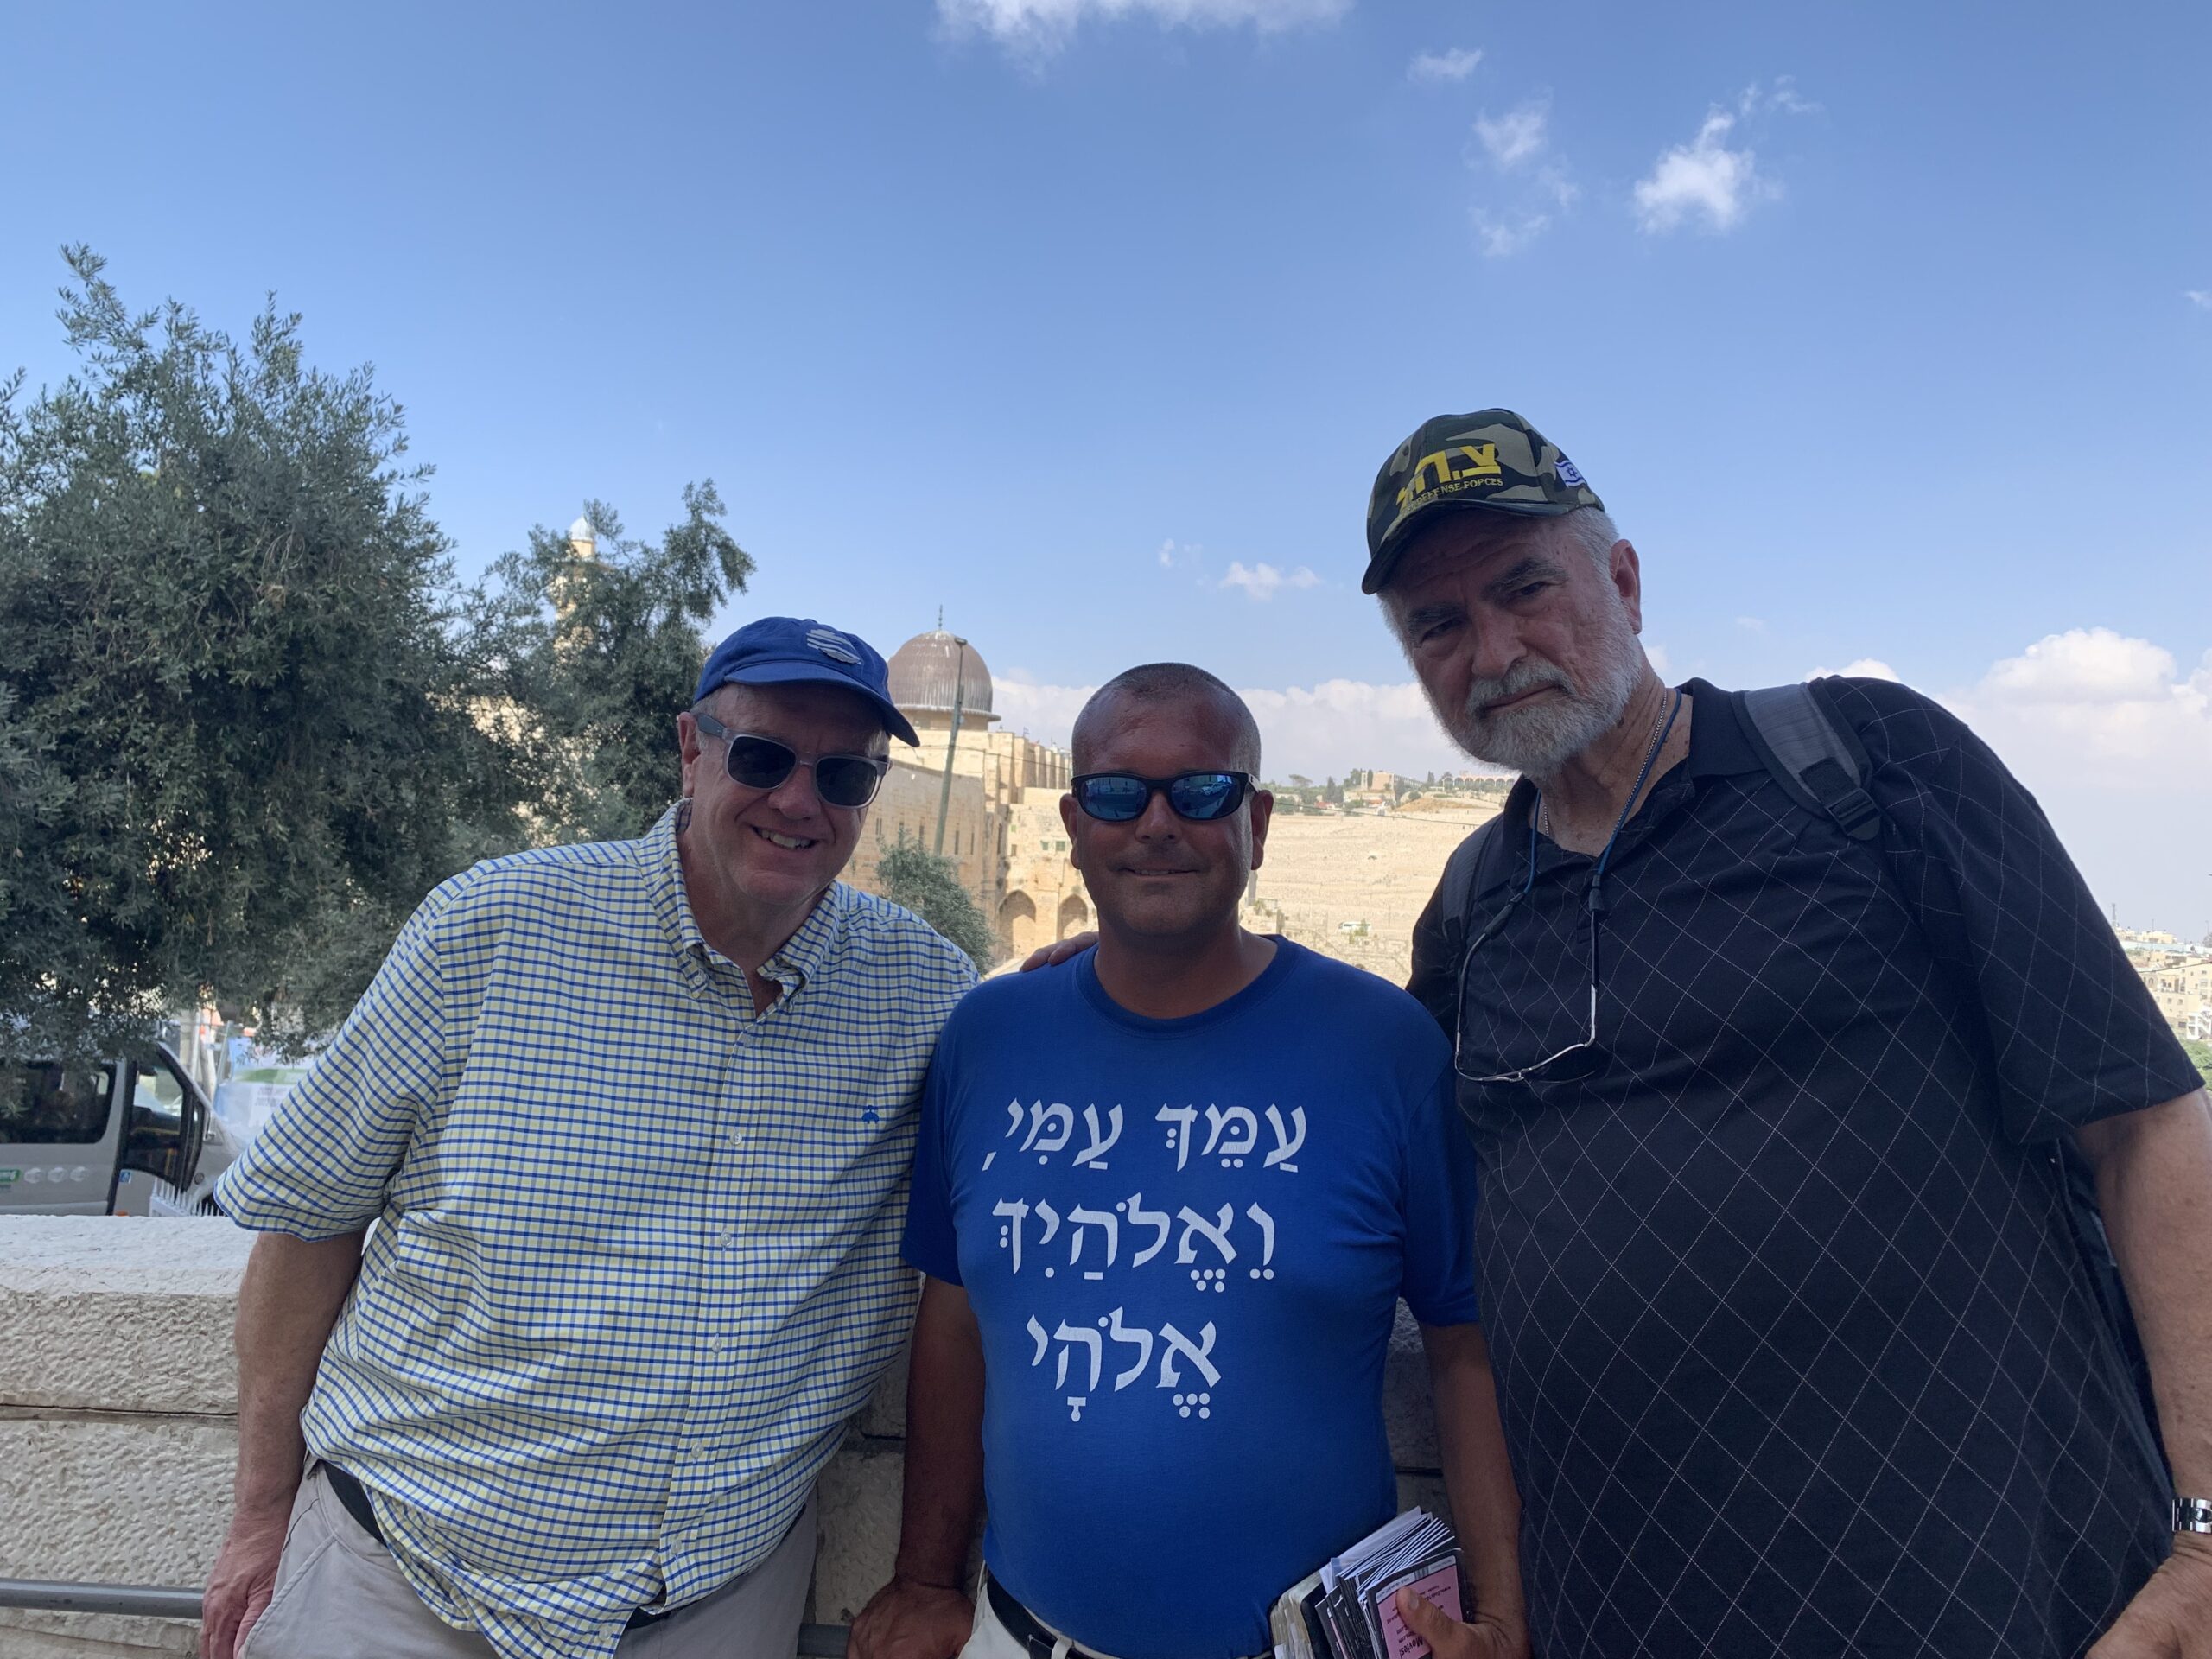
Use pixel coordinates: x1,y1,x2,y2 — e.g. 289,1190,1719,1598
1610,538,1644,634
1058,791,1084,871
1247,788,1274,873
677,712,704,798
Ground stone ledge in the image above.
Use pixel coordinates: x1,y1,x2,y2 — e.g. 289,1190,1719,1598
0,1221,251,1416
0,1217,1453,1656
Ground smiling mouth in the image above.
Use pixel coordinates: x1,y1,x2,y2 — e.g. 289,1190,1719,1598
1122,867,1198,878
753,826,819,850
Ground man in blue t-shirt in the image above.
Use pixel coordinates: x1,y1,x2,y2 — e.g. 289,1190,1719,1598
850,664,1529,1659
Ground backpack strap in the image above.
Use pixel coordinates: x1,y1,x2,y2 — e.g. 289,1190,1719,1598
1438,817,1507,944
1733,680,1882,842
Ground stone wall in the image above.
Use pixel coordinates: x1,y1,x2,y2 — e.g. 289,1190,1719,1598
0,1217,1452,1656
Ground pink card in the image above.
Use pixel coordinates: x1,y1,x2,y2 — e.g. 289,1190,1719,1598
1374,1562,1466,1659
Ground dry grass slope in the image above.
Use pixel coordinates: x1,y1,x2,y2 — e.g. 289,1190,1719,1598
1245,804,1503,984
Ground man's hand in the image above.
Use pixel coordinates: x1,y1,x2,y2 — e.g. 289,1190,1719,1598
2090,1535,2212,1657
199,1502,290,1659
1395,1586,1530,1659
849,1574,973,1659
1017,933,1096,972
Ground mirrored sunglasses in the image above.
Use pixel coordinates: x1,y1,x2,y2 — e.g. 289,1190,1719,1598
1071,770,1253,823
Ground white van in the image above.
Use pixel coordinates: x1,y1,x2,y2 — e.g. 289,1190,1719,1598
0,1046,243,1217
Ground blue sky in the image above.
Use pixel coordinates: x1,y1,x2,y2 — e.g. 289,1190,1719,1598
5,0,2209,931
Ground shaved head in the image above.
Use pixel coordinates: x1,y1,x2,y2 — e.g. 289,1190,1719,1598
1072,663,1262,775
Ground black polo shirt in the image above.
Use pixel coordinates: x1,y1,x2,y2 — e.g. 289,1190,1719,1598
1407,676,2200,1659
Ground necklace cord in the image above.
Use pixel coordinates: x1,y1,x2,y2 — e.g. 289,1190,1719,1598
1529,687,1685,914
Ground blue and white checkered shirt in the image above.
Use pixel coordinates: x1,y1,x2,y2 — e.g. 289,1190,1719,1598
217,804,976,1659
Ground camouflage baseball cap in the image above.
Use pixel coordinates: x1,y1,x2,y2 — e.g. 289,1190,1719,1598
1363,408,1604,594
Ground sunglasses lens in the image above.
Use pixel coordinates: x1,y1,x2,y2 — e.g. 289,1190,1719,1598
813,755,883,808
1167,772,1244,821
1077,777,1148,821
724,736,799,790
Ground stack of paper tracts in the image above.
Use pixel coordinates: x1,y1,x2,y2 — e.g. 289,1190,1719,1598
1270,1506,1466,1659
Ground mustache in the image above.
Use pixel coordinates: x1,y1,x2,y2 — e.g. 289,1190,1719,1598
1462,659,1577,718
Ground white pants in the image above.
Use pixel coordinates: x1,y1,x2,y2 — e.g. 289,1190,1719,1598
237,1464,816,1659
958,1575,1131,1659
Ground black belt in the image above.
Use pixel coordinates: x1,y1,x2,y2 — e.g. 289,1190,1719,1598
985,1571,1110,1659
982,1570,1270,1659
319,1463,670,1630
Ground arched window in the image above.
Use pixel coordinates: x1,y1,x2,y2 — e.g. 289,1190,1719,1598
1000,889,1040,956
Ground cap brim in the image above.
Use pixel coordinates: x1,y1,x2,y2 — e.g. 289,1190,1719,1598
1362,496,1577,594
714,662,921,747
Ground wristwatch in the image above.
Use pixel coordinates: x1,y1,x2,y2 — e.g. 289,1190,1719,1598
2177,1497,2212,1535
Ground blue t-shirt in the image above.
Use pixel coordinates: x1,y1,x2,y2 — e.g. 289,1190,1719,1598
904,939,1480,1659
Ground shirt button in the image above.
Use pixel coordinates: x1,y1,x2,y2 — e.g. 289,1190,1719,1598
727,1131,745,1149
705,1336,726,1353
715,1225,736,1246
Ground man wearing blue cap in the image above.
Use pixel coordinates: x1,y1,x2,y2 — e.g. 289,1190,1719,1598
203,618,976,1659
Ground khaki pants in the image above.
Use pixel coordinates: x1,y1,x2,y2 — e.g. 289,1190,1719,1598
238,1465,816,1659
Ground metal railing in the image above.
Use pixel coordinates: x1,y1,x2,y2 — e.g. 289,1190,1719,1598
0,1581,850,1655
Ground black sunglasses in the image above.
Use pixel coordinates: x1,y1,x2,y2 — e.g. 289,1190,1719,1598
693,712,887,808
1071,770,1255,823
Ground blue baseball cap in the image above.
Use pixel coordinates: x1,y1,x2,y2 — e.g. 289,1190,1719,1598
694,617,919,746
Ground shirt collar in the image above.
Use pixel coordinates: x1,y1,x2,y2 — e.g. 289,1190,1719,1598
1475,682,1758,899
643,802,848,992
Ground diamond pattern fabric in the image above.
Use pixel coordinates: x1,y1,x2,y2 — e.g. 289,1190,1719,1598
1408,677,2197,1658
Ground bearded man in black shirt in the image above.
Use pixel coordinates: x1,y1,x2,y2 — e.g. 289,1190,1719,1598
1370,410,2212,1659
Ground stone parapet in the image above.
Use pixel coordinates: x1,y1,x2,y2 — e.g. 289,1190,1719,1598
0,1218,1448,1656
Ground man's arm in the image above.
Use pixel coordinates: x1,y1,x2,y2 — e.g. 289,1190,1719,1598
200,1230,366,1659
1393,1322,1529,1659
2081,1087,2212,1659
850,1276,987,1659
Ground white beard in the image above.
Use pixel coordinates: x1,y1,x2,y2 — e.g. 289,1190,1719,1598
1435,607,1647,778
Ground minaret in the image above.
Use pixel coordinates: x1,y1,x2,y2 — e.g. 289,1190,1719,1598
555,512,597,652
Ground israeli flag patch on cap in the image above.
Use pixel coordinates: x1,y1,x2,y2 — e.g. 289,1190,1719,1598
806,627,861,665
1555,455,1586,488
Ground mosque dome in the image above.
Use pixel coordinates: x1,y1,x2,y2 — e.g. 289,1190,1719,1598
567,514,595,548
887,627,997,721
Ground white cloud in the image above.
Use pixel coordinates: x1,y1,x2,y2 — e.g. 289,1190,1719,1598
1535,163,1579,207
1966,626,2205,715
1735,616,1767,633
1472,210,1550,258
1743,75,1820,117
1408,47,1481,84
992,669,1099,742
1947,630,2212,931
1219,561,1319,601
1465,96,1574,251
938,0,1350,54
1473,99,1548,169
1807,657,1900,681
1634,109,1773,233
2187,290,2212,310
1237,679,1467,779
